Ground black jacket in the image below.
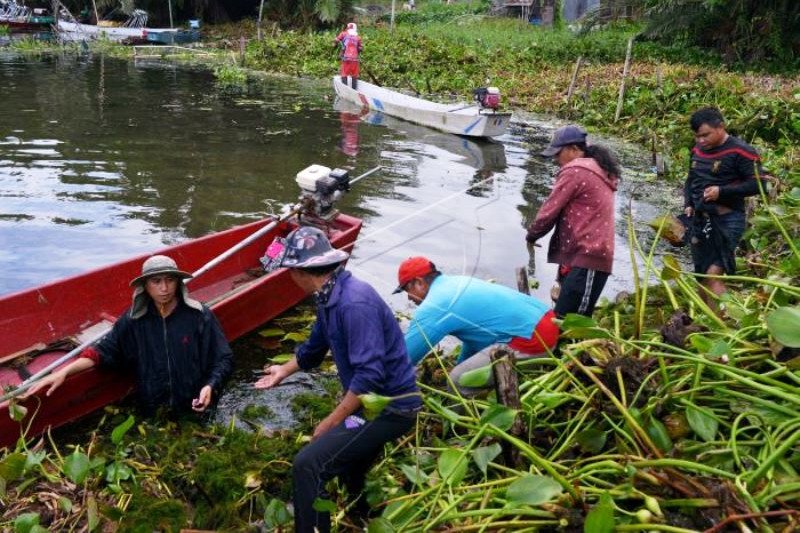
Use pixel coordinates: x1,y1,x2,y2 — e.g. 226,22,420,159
96,300,233,414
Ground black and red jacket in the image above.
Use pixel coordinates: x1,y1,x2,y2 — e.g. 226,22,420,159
684,135,766,214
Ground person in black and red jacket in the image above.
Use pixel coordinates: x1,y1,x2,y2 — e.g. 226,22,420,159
683,107,769,305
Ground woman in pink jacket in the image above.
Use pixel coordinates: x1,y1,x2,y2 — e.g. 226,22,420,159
526,125,620,318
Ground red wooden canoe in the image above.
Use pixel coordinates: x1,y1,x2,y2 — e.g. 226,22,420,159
0,214,362,448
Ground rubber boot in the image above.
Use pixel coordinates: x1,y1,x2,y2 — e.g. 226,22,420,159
351,77,358,90
341,75,347,85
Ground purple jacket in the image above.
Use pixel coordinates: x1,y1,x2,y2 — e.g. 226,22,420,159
296,270,421,412
527,157,618,273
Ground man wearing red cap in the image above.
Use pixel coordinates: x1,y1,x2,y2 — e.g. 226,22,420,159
395,256,559,395
334,22,363,89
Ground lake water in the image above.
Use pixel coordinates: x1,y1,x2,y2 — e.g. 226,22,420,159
0,53,670,307
1,52,679,428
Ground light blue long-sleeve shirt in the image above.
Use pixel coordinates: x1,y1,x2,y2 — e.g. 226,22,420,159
404,275,551,365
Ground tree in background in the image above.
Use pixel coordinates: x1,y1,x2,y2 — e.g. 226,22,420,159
640,0,800,65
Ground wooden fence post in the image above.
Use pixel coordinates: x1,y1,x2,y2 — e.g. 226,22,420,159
614,37,634,122
566,56,583,107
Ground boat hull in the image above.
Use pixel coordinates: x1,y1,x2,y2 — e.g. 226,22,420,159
55,20,189,43
0,18,53,32
333,77,511,138
146,29,200,45
0,214,361,447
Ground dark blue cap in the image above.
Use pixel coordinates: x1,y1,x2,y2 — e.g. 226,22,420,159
540,125,588,156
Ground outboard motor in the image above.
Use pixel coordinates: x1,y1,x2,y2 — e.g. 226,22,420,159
473,87,501,110
295,164,351,220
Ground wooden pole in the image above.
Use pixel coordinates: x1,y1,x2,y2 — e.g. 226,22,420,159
491,346,526,468
391,0,395,32
516,267,531,295
614,37,634,122
566,55,583,106
257,0,265,40
167,0,174,28
91,0,99,23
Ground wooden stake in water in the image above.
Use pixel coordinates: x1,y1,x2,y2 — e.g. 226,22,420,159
566,56,583,107
615,37,634,122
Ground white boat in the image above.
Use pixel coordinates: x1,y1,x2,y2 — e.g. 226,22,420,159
333,77,511,138
55,7,185,44
56,20,182,42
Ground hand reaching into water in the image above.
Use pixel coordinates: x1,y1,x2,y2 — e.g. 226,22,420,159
192,385,213,412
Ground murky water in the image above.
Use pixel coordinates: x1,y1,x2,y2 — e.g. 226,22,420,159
0,53,676,427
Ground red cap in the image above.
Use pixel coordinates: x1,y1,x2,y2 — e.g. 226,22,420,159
394,256,435,294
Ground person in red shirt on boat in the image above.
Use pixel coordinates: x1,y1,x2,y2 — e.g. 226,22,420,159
526,125,620,318
334,22,363,89
24,255,233,415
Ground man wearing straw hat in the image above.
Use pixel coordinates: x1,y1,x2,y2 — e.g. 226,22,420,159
255,226,420,532
24,255,233,415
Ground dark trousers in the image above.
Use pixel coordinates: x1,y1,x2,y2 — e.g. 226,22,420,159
554,266,609,318
292,411,416,533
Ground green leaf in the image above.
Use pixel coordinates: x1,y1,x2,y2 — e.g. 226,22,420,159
359,392,391,420
686,405,718,442
646,419,674,453
457,365,492,388
471,443,502,475
62,451,90,484
506,475,563,507
13,512,40,533
87,495,99,531
559,313,611,339
57,497,73,513
367,517,396,533
584,491,614,533
689,334,713,353
0,453,26,481
313,497,337,513
283,332,307,343
575,428,607,454
9,402,28,422
111,415,135,446
437,448,468,485
536,392,571,409
264,498,292,527
400,463,429,486
766,306,800,347
24,450,46,473
105,461,132,484
660,254,682,280
560,314,598,329
479,404,517,431
270,353,294,363
258,327,286,338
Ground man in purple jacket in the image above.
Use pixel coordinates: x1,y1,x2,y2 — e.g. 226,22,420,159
527,125,621,317
254,226,421,533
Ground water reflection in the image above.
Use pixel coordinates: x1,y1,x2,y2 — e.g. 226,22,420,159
0,54,666,311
